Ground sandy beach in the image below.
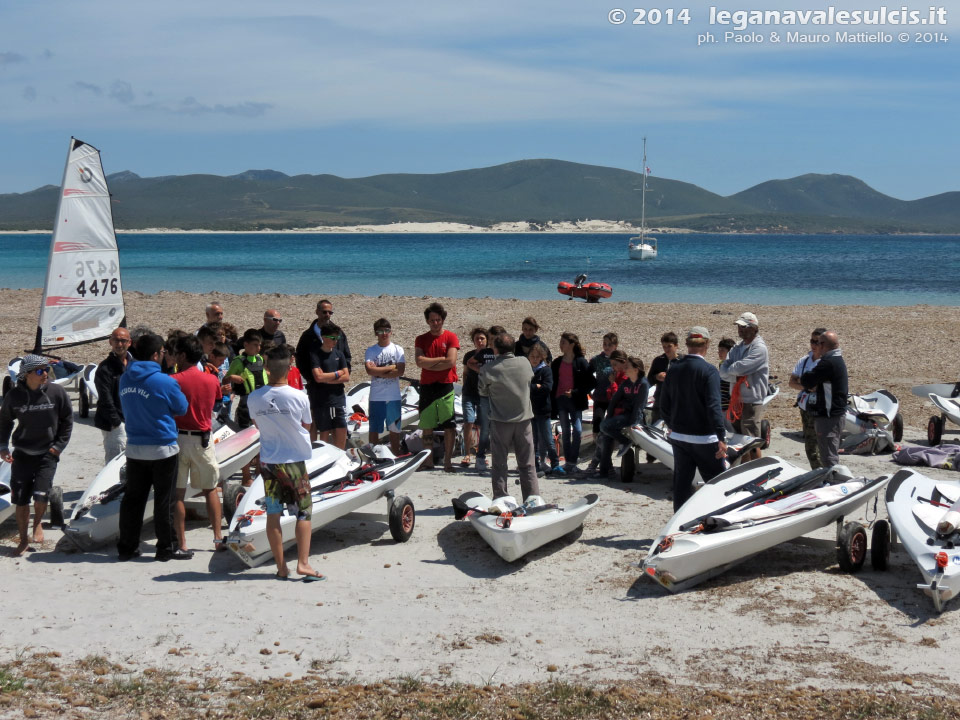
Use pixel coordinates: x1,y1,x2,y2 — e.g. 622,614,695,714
2,289,960,714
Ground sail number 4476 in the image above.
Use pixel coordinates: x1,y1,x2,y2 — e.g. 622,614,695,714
76,278,119,297
75,259,120,297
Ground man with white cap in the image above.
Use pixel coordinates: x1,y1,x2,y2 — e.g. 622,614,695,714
659,328,727,511
719,311,769,462
0,355,73,555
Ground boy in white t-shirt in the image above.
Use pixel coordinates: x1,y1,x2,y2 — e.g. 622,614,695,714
248,345,324,582
363,318,406,455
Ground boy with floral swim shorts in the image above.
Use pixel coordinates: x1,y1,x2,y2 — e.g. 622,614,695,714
248,345,325,582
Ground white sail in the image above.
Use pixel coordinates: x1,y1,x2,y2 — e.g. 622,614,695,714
36,138,124,351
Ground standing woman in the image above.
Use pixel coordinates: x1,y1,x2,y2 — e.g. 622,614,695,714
551,332,595,474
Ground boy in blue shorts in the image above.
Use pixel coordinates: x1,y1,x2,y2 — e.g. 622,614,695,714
363,318,406,456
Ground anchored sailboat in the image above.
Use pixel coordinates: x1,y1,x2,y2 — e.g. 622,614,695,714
628,138,658,261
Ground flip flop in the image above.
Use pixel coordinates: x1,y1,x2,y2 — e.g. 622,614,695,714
214,539,228,552
301,573,326,583
276,572,290,581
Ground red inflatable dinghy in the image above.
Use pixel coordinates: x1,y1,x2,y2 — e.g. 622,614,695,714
557,274,612,303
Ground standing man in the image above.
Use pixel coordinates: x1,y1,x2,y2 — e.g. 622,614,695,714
248,345,325,581
801,331,848,469
94,327,132,464
297,299,351,372
659,328,728,511
363,318,405,455
478,333,539,501
198,302,224,334
117,333,189,561
788,327,827,469
258,309,286,347
415,302,460,472
172,336,222,556
719,312,769,462
304,322,350,448
0,355,73,555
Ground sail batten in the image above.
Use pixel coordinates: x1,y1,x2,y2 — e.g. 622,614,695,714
36,138,124,352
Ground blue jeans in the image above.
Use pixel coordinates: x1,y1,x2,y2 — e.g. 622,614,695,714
597,414,632,473
531,414,559,467
556,395,582,465
462,395,490,459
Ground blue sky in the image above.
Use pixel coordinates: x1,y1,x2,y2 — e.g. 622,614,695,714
0,1,956,200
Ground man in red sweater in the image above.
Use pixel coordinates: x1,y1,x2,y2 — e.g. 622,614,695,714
172,335,223,555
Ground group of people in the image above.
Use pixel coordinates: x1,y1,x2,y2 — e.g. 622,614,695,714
0,299,848,584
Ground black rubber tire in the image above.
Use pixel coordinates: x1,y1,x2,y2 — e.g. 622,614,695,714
837,521,868,573
222,482,246,524
78,379,90,418
891,413,904,443
389,495,415,542
48,485,65,527
760,419,772,450
871,519,891,571
928,415,944,447
620,446,636,483
1,375,9,397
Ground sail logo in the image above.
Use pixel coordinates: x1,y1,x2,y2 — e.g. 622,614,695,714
78,167,93,183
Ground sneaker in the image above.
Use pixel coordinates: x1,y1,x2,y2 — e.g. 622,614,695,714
549,465,567,477
590,468,617,481
585,459,599,473
563,463,579,475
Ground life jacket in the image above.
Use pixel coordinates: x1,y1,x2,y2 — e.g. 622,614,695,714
233,354,266,396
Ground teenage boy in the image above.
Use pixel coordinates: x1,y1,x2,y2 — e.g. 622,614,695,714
586,332,619,473
224,329,268,429
0,355,73,555
306,322,350,448
363,318,405,455
248,345,324,582
414,302,460,472
648,331,683,426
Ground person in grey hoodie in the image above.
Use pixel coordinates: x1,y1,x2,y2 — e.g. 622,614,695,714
478,333,540,501
0,354,73,555
117,332,189,562
719,311,769,462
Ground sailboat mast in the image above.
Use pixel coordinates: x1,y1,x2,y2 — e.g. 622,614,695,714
640,137,648,242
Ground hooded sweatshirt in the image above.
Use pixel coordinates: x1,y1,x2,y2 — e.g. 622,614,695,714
119,360,188,446
0,381,73,455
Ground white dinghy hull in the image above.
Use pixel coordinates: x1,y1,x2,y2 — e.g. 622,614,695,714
642,456,890,592
458,492,599,562
345,382,421,448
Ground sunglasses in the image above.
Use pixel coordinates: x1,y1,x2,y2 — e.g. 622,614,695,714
34,367,50,376
319,310,334,315
266,317,283,323
323,334,340,341
375,330,391,335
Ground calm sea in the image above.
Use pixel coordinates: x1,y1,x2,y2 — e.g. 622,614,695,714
2,232,959,306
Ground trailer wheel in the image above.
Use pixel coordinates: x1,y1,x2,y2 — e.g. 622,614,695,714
760,419,772,450
389,495,415,542
48,486,65,527
928,416,943,447
78,379,91,418
620,447,636,483
891,413,904,443
837,521,867,573
222,482,246,524
871,519,890,571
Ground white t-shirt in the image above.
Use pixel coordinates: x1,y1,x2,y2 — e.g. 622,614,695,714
792,352,820,410
364,342,405,401
248,384,313,464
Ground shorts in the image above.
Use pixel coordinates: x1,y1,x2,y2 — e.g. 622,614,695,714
369,400,402,434
235,396,252,429
314,404,347,432
175,434,220,490
418,382,456,431
10,450,59,506
736,403,764,438
261,461,312,520
461,395,480,424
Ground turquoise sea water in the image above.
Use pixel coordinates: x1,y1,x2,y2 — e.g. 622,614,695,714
2,232,959,305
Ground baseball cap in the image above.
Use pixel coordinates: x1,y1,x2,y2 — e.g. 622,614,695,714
685,326,711,341
735,312,759,328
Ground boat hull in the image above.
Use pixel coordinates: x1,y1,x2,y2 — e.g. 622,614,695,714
642,456,890,592
886,469,960,611
930,395,960,427
345,382,421,447
226,447,429,567
625,422,763,480
462,493,599,562
557,281,612,301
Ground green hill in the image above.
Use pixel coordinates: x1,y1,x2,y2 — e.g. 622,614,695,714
0,160,956,233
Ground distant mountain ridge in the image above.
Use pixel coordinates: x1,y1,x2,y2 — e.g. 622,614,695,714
0,159,956,233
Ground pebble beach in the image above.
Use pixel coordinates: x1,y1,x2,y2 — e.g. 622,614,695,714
2,288,960,717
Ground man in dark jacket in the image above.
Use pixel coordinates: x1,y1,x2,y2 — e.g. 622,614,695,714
659,327,728,511
801,331,848,468
94,327,132,463
0,355,73,555
258,309,286,347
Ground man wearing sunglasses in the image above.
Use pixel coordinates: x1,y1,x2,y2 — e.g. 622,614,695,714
0,354,73,555
788,327,827,468
94,327,133,464
258,309,286,347
296,298,353,441
800,331,848,469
